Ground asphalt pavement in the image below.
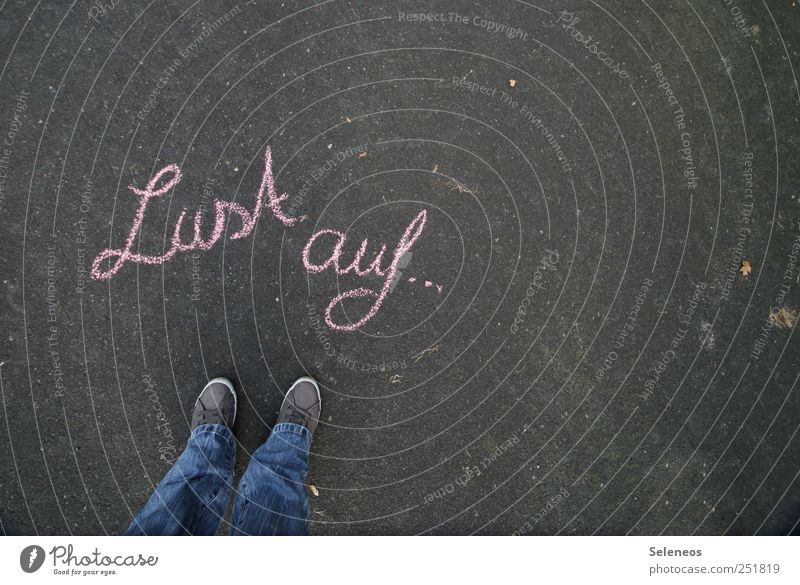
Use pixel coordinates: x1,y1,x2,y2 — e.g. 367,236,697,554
0,0,799,535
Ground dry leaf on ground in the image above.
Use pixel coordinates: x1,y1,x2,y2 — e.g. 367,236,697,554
769,307,797,330
739,260,752,276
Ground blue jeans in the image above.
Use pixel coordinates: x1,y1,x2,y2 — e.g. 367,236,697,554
125,423,312,535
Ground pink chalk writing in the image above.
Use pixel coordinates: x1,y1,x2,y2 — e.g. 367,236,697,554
407,275,444,293
91,146,291,280
90,145,438,332
302,210,427,331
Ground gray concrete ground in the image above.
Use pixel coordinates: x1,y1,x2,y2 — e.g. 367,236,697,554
0,0,799,535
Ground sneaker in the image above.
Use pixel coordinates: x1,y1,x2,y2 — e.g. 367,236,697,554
277,376,321,433
191,377,237,430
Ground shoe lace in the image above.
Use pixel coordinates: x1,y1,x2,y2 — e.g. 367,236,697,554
282,403,310,426
197,409,225,425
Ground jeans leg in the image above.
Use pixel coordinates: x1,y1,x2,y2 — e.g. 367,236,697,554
230,423,312,535
126,424,236,535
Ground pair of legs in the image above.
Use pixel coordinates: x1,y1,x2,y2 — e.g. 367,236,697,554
126,377,321,536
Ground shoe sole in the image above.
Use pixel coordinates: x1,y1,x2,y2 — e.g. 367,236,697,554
195,376,238,423
280,375,321,414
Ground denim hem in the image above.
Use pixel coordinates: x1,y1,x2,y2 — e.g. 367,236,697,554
190,423,236,450
272,422,313,441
